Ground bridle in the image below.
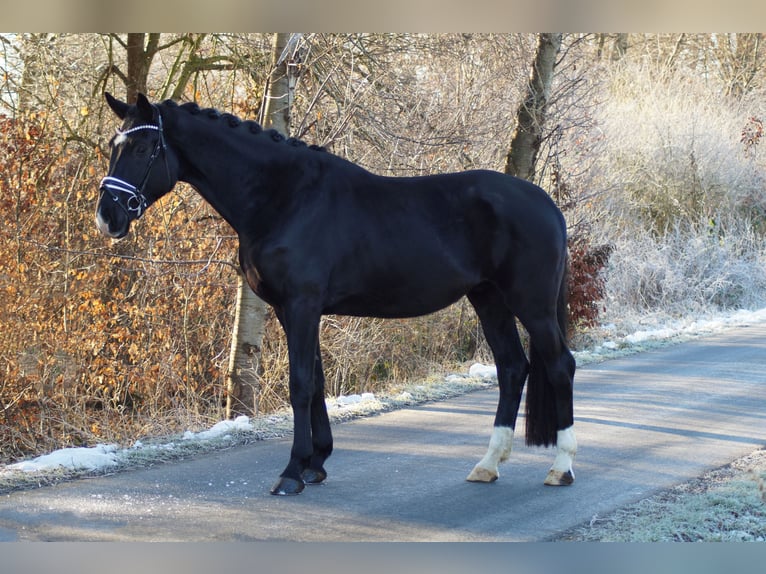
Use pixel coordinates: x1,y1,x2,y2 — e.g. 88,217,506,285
99,108,169,219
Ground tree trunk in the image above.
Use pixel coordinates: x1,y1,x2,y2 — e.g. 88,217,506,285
225,276,267,416
225,33,295,418
18,34,57,111
261,33,295,132
504,33,562,182
612,33,629,61
125,33,160,103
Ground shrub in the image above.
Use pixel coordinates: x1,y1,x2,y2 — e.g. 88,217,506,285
0,111,240,461
568,235,613,329
603,218,766,317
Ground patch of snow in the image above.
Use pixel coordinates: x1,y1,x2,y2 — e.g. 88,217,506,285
182,415,253,441
326,392,378,410
624,327,678,344
468,363,497,379
6,444,119,473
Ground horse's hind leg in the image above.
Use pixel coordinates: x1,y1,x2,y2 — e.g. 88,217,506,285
520,314,577,486
466,285,529,483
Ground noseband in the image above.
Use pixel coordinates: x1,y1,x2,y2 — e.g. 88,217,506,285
100,109,168,219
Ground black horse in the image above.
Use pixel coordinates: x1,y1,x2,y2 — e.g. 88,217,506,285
96,93,577,496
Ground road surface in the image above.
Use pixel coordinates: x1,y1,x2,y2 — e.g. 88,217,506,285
1,323,765,541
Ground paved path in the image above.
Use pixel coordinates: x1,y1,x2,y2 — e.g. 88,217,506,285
1,324,765,541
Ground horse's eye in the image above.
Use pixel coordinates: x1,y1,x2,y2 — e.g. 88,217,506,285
134,142,149,156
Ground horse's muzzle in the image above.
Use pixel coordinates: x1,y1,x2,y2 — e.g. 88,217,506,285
95,200,130,239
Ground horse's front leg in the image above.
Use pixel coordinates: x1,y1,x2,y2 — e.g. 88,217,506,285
301,344,333,485
270,305,321,496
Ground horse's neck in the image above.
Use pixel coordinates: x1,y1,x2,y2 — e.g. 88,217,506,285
171,119,276,234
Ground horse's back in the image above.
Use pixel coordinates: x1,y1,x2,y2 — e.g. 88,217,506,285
312,168,567,317
339,167,564,234
389,169,567,265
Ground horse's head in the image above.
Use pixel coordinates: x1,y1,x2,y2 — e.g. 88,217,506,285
96,92,178,239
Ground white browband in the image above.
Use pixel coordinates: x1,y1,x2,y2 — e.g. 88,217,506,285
114,124,161,145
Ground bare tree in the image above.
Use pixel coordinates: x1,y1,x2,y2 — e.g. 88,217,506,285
97,33,252,104
713,33,763,98
125,33,160,103
93,34,163,103
505,33,563,181
225,33,297,417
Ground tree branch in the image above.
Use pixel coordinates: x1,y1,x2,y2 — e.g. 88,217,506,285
20,238,240,274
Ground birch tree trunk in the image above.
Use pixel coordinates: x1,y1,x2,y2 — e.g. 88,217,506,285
225,277,267,417
504,33,562,181
225,33,295,417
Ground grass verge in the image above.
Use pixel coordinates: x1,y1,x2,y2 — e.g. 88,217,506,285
556,448,766,542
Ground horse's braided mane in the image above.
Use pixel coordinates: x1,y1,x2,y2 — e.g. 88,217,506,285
162,99,326,152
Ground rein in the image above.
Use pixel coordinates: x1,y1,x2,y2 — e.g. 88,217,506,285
99,108,169,218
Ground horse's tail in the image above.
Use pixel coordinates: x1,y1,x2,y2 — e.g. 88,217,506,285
525,254,569,447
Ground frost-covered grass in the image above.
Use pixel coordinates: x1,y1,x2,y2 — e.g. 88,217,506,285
572,307,766,364
601,220,766,318
559,449,766,542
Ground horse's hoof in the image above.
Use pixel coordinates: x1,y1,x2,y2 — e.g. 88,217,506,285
466,465,498,483
301,467,327,485
270,476,305,496
544,469,574,486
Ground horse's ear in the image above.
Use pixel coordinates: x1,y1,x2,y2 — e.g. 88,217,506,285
136,93,155,122
104,92,129,120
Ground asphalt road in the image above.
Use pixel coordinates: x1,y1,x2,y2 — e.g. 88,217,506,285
1,323,765,541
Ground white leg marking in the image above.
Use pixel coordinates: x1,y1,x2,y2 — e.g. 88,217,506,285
544,425,577,486
466,426,514,483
